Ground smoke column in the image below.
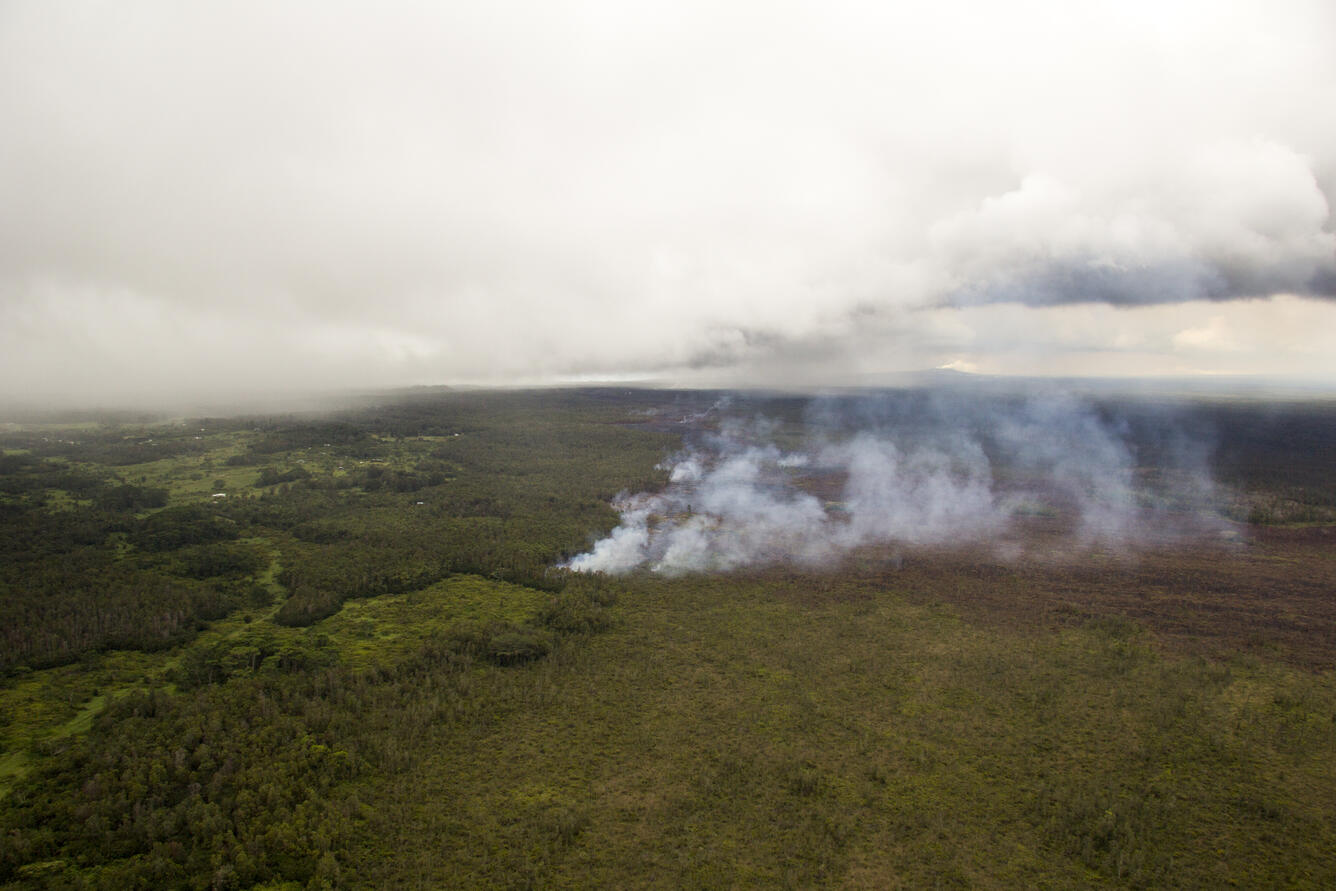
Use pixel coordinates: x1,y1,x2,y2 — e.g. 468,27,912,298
567,391,1226,574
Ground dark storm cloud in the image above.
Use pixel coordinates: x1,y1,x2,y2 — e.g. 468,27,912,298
953,258,1336,308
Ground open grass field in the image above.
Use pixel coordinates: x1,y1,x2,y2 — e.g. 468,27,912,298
1,387,1334,887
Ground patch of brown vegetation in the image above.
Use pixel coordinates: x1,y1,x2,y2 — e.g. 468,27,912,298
746,523,1336,670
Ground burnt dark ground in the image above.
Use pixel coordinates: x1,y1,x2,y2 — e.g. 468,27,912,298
618,389,1336,671
723,522,1336,671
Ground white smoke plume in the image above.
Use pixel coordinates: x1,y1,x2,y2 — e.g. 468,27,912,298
567,392,1225,574
567,440,835,574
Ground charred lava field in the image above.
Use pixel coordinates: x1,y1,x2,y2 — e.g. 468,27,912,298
2,386,1334,888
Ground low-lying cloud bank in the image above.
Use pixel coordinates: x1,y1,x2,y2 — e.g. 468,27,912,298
2,2,1334,401
568,392,1225,574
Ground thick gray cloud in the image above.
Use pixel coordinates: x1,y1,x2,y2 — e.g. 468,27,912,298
1,0,1334,405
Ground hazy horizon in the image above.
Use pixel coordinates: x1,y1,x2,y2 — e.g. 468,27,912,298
6,371,1336,424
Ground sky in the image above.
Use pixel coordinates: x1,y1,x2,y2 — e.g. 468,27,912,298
2,0,1335,407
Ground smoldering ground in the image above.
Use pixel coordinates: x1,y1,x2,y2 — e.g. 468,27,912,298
567,389,1229,574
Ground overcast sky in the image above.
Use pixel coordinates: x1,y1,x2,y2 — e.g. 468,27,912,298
2,0,1335,407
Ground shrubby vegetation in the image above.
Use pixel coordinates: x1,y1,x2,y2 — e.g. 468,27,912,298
1,389,1334,887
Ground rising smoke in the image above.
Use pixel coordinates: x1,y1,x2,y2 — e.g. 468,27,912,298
567,391,1226,574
